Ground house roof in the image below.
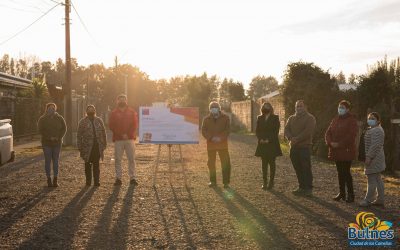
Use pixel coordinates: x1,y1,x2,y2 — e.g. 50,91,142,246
0,72,32,89
338,83,357,91
259,90,280,101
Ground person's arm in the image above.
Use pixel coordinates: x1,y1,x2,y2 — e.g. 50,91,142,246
325,119,334,146
218,116,230,141
284,116,293,141
366,128,384,160
108,111,115,132
77,119,84,151
201,117,212,140
59,115,67,139
255,117,262,140
37,116,44,136
129,110,138,139
293,115,316,142
99,118,107,148
337,118,358,148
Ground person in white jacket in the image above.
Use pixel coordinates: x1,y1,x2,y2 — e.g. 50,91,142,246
359,112,386,207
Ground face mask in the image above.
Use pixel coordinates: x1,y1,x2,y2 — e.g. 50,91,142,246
87,112,95,117
118,102,127,108
210,108,219,115
295,107,305,114
338,107,347,116
262,107,270,114
47,107,55,115
367,119,377,127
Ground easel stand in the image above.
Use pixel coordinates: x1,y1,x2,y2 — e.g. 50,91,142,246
153,144,188,186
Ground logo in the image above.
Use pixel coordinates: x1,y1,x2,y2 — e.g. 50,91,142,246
348,212,395,247
142,109,150,115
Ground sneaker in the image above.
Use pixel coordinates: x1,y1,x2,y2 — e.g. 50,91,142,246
223,184,230,189
302,189,313,197
114,179,122,186
359,200,372,207
371,200,385,208
208,182,216,188
292,188,304,196
130,179,138,186
94,183,100,187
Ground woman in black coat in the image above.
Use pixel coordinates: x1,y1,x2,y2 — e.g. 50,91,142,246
255,102,283,190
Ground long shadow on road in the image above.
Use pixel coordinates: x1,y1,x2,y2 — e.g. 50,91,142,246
0,187,53,234
18,187,95,250
214,187,295,249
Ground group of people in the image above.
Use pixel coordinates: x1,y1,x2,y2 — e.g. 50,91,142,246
37,95,386,208
37,94,138,188
201,99,386,208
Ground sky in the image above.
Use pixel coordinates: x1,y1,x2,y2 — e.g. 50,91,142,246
0,0,399,87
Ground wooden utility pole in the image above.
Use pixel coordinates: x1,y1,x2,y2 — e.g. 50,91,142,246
64,0,72,145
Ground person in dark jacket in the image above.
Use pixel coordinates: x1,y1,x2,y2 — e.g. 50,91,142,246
325,100,358,203
37,103,67,187
201,101,231,188
77,105,107,187
255,102,282,190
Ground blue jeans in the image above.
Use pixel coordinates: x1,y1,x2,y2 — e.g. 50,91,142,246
43,145,61,177
290,147,313,190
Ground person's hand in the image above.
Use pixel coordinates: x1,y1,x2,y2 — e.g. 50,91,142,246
331,142,339,148
365,157,372,166
290,137,298,146
122,134,128,140
211,136,221,143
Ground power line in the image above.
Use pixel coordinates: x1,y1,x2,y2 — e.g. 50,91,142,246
5,0,47,13
0,3,60,46
71,1,98,45
0,3,42,13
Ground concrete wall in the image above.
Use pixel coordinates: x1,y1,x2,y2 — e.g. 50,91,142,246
258,95,286,135
230,100,259,132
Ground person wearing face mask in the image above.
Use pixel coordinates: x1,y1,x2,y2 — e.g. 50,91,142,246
77,105,107,187
201,101,231,188
255,102,282,190
325,100,358,202
108,94,138,186
359,112,386,207
284,100,316,197
37,103,67,187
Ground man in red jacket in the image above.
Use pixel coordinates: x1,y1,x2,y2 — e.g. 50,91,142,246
109,94,138,186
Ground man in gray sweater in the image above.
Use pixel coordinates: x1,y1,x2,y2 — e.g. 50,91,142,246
284,100,316,196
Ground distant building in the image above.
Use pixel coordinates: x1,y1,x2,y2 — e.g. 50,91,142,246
338,83,358,91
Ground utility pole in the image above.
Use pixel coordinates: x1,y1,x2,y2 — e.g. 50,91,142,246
64,0,72,145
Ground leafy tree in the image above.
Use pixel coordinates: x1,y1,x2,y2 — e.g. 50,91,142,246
247,75,279,100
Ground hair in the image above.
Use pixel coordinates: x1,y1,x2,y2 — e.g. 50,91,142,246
339,100,351,109
209,101,221,110
296,99,306,106
86,105,96,112
117,94,127,100
368,112,381,124
45,103,57,110
261,101,274,115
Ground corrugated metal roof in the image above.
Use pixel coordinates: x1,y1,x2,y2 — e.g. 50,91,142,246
0,72,32,89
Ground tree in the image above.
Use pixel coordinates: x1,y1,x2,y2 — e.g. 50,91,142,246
247,75,279,100
220,78,246,109
0,54,11,73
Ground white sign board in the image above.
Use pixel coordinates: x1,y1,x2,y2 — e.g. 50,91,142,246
139,107,199,144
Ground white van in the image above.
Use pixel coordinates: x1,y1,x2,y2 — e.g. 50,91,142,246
0,119,15,165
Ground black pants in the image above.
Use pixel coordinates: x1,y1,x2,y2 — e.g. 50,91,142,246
290,147,313,190
261,156,276,185
85,142,100,185
335,161,354,195
207,149,231,185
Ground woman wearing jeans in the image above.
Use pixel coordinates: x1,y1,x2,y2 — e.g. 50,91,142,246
37,103,67,187
359,112,386,207
325,100,358,203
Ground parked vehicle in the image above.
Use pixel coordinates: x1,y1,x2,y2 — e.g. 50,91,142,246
0,119,15,165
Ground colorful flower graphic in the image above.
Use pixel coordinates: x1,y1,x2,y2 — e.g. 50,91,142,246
349,212,393,231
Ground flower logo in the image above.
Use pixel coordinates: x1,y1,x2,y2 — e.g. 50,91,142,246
349,212,392,231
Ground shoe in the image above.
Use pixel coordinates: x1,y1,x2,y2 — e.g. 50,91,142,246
333,193,346,201
346,194,355,203
371,200,385,208
47,177,52,187
52,177,59,187
130,179,138,186
208,182,216,187
292,188,304,196
261,185,267,190
267,182,274,190
359,200,372,207
114,179,122,186
303,189,313,197
223,184,230,189
94,183,100,187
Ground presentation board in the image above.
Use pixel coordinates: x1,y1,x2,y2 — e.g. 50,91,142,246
139,106,199,144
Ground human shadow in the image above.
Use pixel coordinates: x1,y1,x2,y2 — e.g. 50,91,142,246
269,190,347,241
0,187,53,234
86,185,121,250
18,187,95,250
307,195,355,222
109,184,136,250
214,187,295,249
153,185,176,249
